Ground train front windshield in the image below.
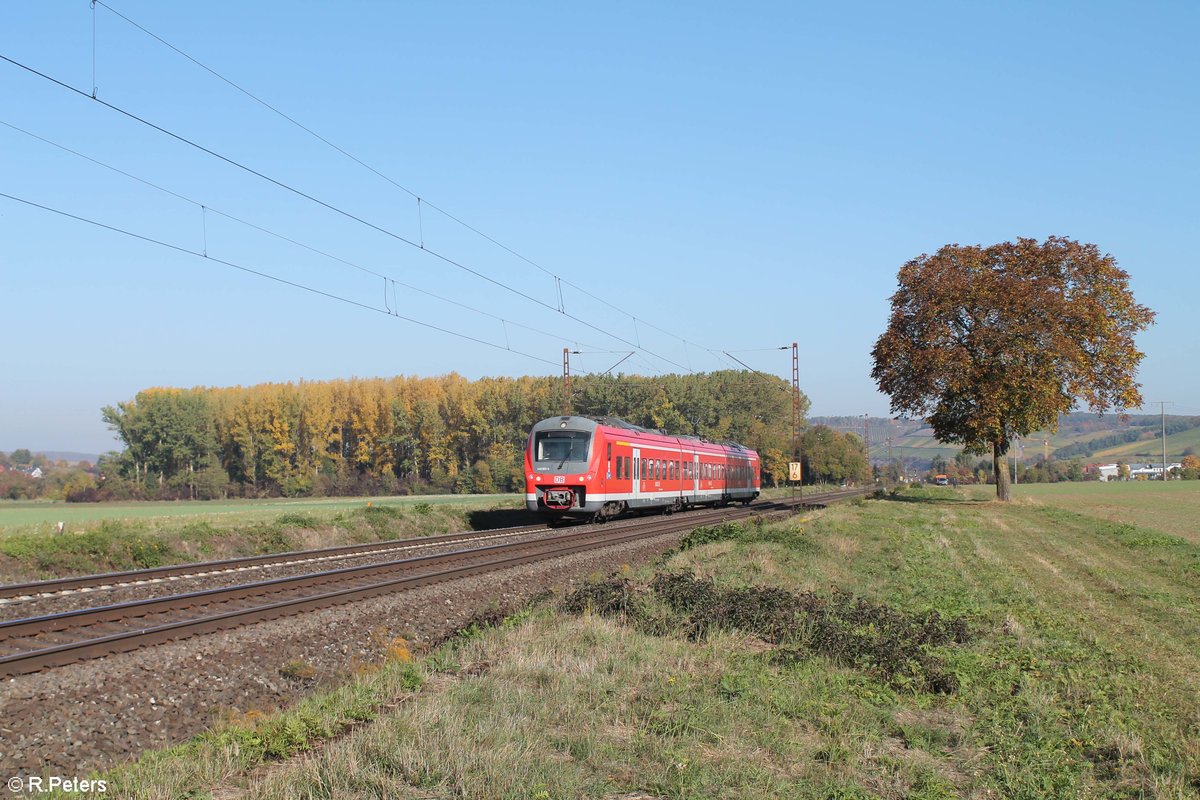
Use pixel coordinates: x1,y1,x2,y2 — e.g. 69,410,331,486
534,430,591,464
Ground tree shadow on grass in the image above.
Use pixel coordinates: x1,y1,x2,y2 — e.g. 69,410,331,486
466,507,542,530
878,491,992,505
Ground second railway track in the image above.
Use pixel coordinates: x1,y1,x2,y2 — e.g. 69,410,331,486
0,489,866,678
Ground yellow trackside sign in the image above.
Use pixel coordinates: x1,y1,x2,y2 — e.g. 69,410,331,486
789,462,802,482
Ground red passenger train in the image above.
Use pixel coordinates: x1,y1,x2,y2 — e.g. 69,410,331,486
525,415,760,521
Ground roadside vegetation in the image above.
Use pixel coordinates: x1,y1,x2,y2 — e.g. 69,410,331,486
92,484,1200,799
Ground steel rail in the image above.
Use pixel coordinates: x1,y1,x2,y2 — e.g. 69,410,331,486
0,488,867,677
0,490,863,602
0,521,553,601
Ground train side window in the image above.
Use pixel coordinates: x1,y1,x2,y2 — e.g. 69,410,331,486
615,456,622,480
625,456,631,478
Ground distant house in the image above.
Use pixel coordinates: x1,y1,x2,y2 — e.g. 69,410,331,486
1129,462,1181,480
28,467,43,479
1092,462,1181,481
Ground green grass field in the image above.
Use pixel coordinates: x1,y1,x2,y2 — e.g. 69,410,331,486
101,483,1200,799
0,493,517,533
1091,426,1200,462
1009,481,1200,542
0,494,528,583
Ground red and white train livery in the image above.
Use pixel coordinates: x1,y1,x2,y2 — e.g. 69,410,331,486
525,416,760,520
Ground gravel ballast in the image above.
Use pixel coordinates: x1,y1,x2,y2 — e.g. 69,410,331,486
0,531,683,776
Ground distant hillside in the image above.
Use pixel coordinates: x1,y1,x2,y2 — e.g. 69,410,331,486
810,412,1200,467
0,450,100,465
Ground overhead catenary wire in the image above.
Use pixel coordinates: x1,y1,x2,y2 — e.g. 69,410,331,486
87,2,731,366
0,52,698,375
0,190,588,371
0,118,609,353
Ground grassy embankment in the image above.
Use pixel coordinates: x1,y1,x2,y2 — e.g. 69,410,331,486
0,494,527,582
91,482,1200,799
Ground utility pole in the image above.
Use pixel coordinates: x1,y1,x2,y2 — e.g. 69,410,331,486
792,342,801,500
1013,436,1019,485
1158,401,1173,481
863,414,870,473
562,348,572,416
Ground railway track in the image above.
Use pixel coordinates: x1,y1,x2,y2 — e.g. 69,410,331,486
0,488,866,678
0,521,554,604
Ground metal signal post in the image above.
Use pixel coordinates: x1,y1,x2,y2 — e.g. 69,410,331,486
792,341,802,500
562,348,572,415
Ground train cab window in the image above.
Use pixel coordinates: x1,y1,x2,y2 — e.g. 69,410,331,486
534,429,591,463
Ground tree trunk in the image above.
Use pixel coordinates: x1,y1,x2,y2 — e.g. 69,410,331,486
993,442,1011,501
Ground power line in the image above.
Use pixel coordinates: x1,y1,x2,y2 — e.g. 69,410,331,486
0,51,696,374
0,190,576,370
88,3,731,367
0,118,613,355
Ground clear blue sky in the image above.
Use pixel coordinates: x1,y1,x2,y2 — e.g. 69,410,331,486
3,1,1198,455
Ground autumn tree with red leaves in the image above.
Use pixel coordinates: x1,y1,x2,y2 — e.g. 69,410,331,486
871,237,1155,501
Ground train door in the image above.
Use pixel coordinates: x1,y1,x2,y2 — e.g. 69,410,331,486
632,447,643,505
692,453,700,501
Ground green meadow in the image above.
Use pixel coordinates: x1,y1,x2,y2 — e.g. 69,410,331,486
99,482,1200,799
